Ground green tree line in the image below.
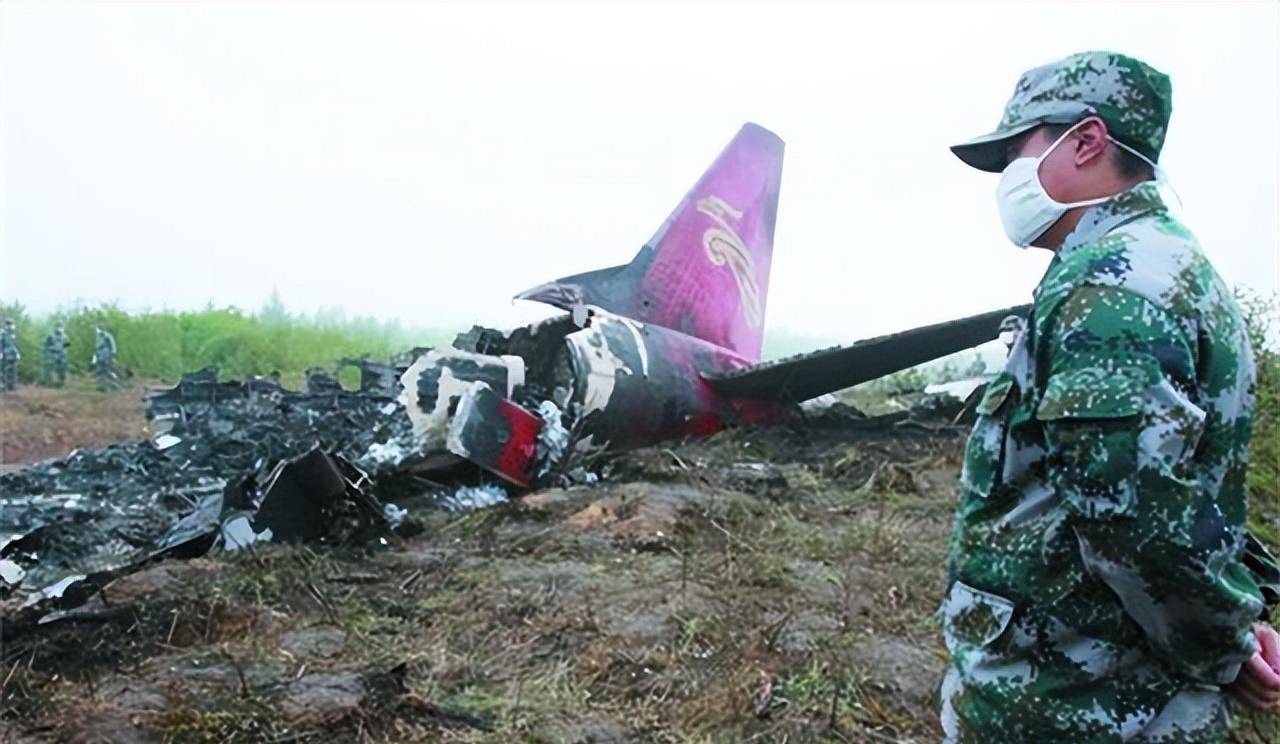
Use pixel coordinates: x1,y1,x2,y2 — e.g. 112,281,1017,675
0,299,453,388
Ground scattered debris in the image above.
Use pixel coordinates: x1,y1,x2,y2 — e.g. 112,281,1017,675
443,484,509,511
923,377,987,401
753,671,778,718
532,400,570,479
0,366,419,615
5,445,400,635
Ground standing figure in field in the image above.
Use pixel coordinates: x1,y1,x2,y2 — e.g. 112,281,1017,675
93,327,119,391
41,332,54,385
942,51,1279,741
43,325,69,387
0,319,20,392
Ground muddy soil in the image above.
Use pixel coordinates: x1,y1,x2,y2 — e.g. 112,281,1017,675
0,379,150,466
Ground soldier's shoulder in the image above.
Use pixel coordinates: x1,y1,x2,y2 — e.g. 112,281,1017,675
1042,212,1224,321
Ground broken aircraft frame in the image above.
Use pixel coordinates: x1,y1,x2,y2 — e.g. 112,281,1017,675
402,123,1029,487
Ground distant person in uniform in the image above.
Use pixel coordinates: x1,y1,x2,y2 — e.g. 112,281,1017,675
0,319,20,391
41,332,55,385
42,325,69,387
942,51,1279,741
93,327,119,391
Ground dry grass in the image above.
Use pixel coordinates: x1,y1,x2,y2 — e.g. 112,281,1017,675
2,391,1275,743
1,422,962,743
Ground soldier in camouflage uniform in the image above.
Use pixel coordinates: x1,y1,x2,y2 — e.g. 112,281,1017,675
43,325,69,387
944,51,1280,741
0,319,19,391
41,333,55,385
93,327,119,391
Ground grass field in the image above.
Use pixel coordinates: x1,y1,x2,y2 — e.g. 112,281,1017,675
0,295,1275,741
0,299,454,390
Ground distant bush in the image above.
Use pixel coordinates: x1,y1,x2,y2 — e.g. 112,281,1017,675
0,300,454,388
1239,290,1279,547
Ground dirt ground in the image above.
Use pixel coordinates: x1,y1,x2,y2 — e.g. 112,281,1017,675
0,378,151,466
1,387,1276,743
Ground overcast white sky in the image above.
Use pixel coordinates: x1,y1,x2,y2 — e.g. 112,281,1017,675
2,1,1276,351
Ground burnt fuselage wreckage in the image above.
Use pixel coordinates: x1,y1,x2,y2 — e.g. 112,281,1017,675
1,124,1025,632
404,124,1027,486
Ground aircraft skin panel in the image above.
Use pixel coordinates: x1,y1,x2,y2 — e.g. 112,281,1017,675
704,305,1033,404
446,381,542,487
563,309,787,454
518,123,784,362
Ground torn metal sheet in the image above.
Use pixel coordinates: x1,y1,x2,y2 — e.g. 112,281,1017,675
445,382,542,486
1,559,25,588
2,529,43,595
252,447,350,543
152,434,183,450
148,487,227,560
251,447,391,546
400,349,526,449
220,515,268,551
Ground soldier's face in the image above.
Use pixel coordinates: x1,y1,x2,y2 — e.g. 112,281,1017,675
1005,127,1075,204
1006,121,1113,204
1001,121,1117,249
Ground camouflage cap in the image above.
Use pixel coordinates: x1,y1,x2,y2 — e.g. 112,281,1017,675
951,51,1172,173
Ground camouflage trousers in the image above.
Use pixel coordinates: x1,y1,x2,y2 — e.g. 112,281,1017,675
1,359,16,391
44,360,66,386
95,362,119,391
940,632,1232,743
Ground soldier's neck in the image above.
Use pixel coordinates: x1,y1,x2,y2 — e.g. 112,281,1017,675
1037,208,1088,253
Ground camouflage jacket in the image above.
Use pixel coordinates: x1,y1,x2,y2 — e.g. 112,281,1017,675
95,332,116,361
0,329,18,360
44,332,67,360
942,183,1268,743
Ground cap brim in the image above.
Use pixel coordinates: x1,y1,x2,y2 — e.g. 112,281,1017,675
950,121,1040,173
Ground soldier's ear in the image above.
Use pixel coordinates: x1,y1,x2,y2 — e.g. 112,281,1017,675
1072,118,1110,168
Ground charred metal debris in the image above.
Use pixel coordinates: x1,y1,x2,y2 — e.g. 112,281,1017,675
0,321,967,637
0,325,600,632
0,362,431,633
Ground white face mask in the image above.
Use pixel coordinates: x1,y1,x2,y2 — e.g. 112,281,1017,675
995,118,1162,248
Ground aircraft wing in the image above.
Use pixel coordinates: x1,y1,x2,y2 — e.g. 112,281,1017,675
702,304,1031,404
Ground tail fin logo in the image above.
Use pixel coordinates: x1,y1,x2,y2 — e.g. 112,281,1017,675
697,195,762,328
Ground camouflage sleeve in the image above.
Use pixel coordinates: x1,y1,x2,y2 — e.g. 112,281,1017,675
1036,285,1265,686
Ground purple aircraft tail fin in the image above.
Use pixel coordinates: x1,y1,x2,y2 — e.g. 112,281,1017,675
516,123,784,361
